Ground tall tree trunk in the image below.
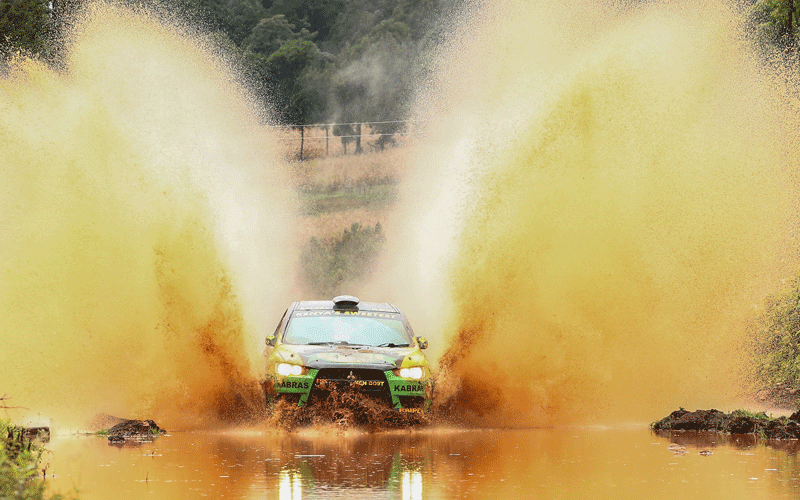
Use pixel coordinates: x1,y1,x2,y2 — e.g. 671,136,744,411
786,0,797,54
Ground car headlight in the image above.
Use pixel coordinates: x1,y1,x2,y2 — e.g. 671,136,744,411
276,363,303,376
399,366,424,380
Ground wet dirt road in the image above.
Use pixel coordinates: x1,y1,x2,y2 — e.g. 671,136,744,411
44,428,800,499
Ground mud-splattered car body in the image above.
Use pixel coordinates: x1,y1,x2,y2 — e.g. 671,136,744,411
264,296,433,413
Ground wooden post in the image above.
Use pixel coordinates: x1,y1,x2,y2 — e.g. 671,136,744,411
325,125,329,156
355,123,363,154
299,126,304,161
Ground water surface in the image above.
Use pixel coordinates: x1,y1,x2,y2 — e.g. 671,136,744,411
45,428,800,499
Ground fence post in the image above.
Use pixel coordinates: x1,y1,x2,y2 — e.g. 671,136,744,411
299,126,305,160
325,125,329,156
355,123,363,154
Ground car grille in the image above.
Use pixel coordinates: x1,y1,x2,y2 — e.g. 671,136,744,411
310,368,393,405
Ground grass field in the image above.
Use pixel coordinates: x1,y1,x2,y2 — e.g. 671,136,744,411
296,182,398,216
286,146,415,296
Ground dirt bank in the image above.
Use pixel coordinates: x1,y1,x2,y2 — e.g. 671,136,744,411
652,409,800,439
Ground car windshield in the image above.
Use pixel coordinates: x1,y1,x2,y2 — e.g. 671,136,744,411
283,312,412,347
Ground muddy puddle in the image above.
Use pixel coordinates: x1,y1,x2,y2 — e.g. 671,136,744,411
43,428,800,499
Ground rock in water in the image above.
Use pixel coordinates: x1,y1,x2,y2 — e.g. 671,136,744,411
106,419,165,445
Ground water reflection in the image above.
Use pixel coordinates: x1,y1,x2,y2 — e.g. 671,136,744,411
273,458,423,500
278,470,301,500
401,470,423,500
44,428,800,499
652,430,800,497
654,428,800,455
260,431,431,499
654,429,757,450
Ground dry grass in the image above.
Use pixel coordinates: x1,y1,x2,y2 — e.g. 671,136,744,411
282,144,419,296
285,145,419,242
288,146,412,191
295,207,393,242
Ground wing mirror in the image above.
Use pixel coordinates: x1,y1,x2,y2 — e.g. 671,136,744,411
266,334,277,347
415,336,428,350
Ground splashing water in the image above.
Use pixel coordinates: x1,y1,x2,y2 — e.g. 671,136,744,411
3,0,799,433
0,2,293,430
381,0,800,427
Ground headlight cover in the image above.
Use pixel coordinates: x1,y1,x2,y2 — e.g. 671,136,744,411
276,363,303,376
399,366,424,380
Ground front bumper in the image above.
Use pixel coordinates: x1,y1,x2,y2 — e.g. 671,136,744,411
265,368,432,411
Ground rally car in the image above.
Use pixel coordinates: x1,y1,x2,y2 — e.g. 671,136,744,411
263,295,433,413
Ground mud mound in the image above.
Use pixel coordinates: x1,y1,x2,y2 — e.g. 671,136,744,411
267,389,428,432
87,413,128,432
107,419,165,446
652,409,727,432
652,409,800,439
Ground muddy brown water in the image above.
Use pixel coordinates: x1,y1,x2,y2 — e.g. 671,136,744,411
43,428,800,499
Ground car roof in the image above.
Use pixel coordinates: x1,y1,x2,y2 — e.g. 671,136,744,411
291,300,402,314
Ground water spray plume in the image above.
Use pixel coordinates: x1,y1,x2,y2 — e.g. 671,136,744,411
3,0,798,433
390,0,800,427
0,2,293,430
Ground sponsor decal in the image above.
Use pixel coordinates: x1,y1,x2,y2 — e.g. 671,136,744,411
294,311,399,319
398,408,423,413
278,380,309,389
393,384,424,392
315,380,384,387
355,380,384,386
313,351,393,364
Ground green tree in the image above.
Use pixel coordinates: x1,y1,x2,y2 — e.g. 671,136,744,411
262,39,326,158
219,0,267,45
326,18,417,149
265,0,344,43
243,14,314,56
0,0,51,55
265,39,322,124
325,0,441,51
748,0,800,55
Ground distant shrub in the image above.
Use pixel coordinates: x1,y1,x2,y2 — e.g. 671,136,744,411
749,271,800,388
299,222,385,297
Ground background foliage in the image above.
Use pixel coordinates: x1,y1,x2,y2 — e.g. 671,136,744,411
749,273,800,388
4,0,800,131
299,222,385,297
0,0,464,130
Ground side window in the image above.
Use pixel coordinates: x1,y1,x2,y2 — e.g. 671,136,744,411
274,310,287,336
267,310,287,346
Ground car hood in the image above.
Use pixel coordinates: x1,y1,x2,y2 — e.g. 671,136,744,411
277,343,418,371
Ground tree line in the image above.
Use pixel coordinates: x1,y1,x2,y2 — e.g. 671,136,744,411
3,0,800,136
0,0,464,139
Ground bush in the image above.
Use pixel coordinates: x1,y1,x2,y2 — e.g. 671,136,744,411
299,222,384,297
1,420,74,500
749,271,800,388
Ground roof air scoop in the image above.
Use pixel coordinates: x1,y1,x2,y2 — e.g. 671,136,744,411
333,295,360,310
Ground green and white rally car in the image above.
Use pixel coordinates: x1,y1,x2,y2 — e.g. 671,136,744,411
263,296,433,413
